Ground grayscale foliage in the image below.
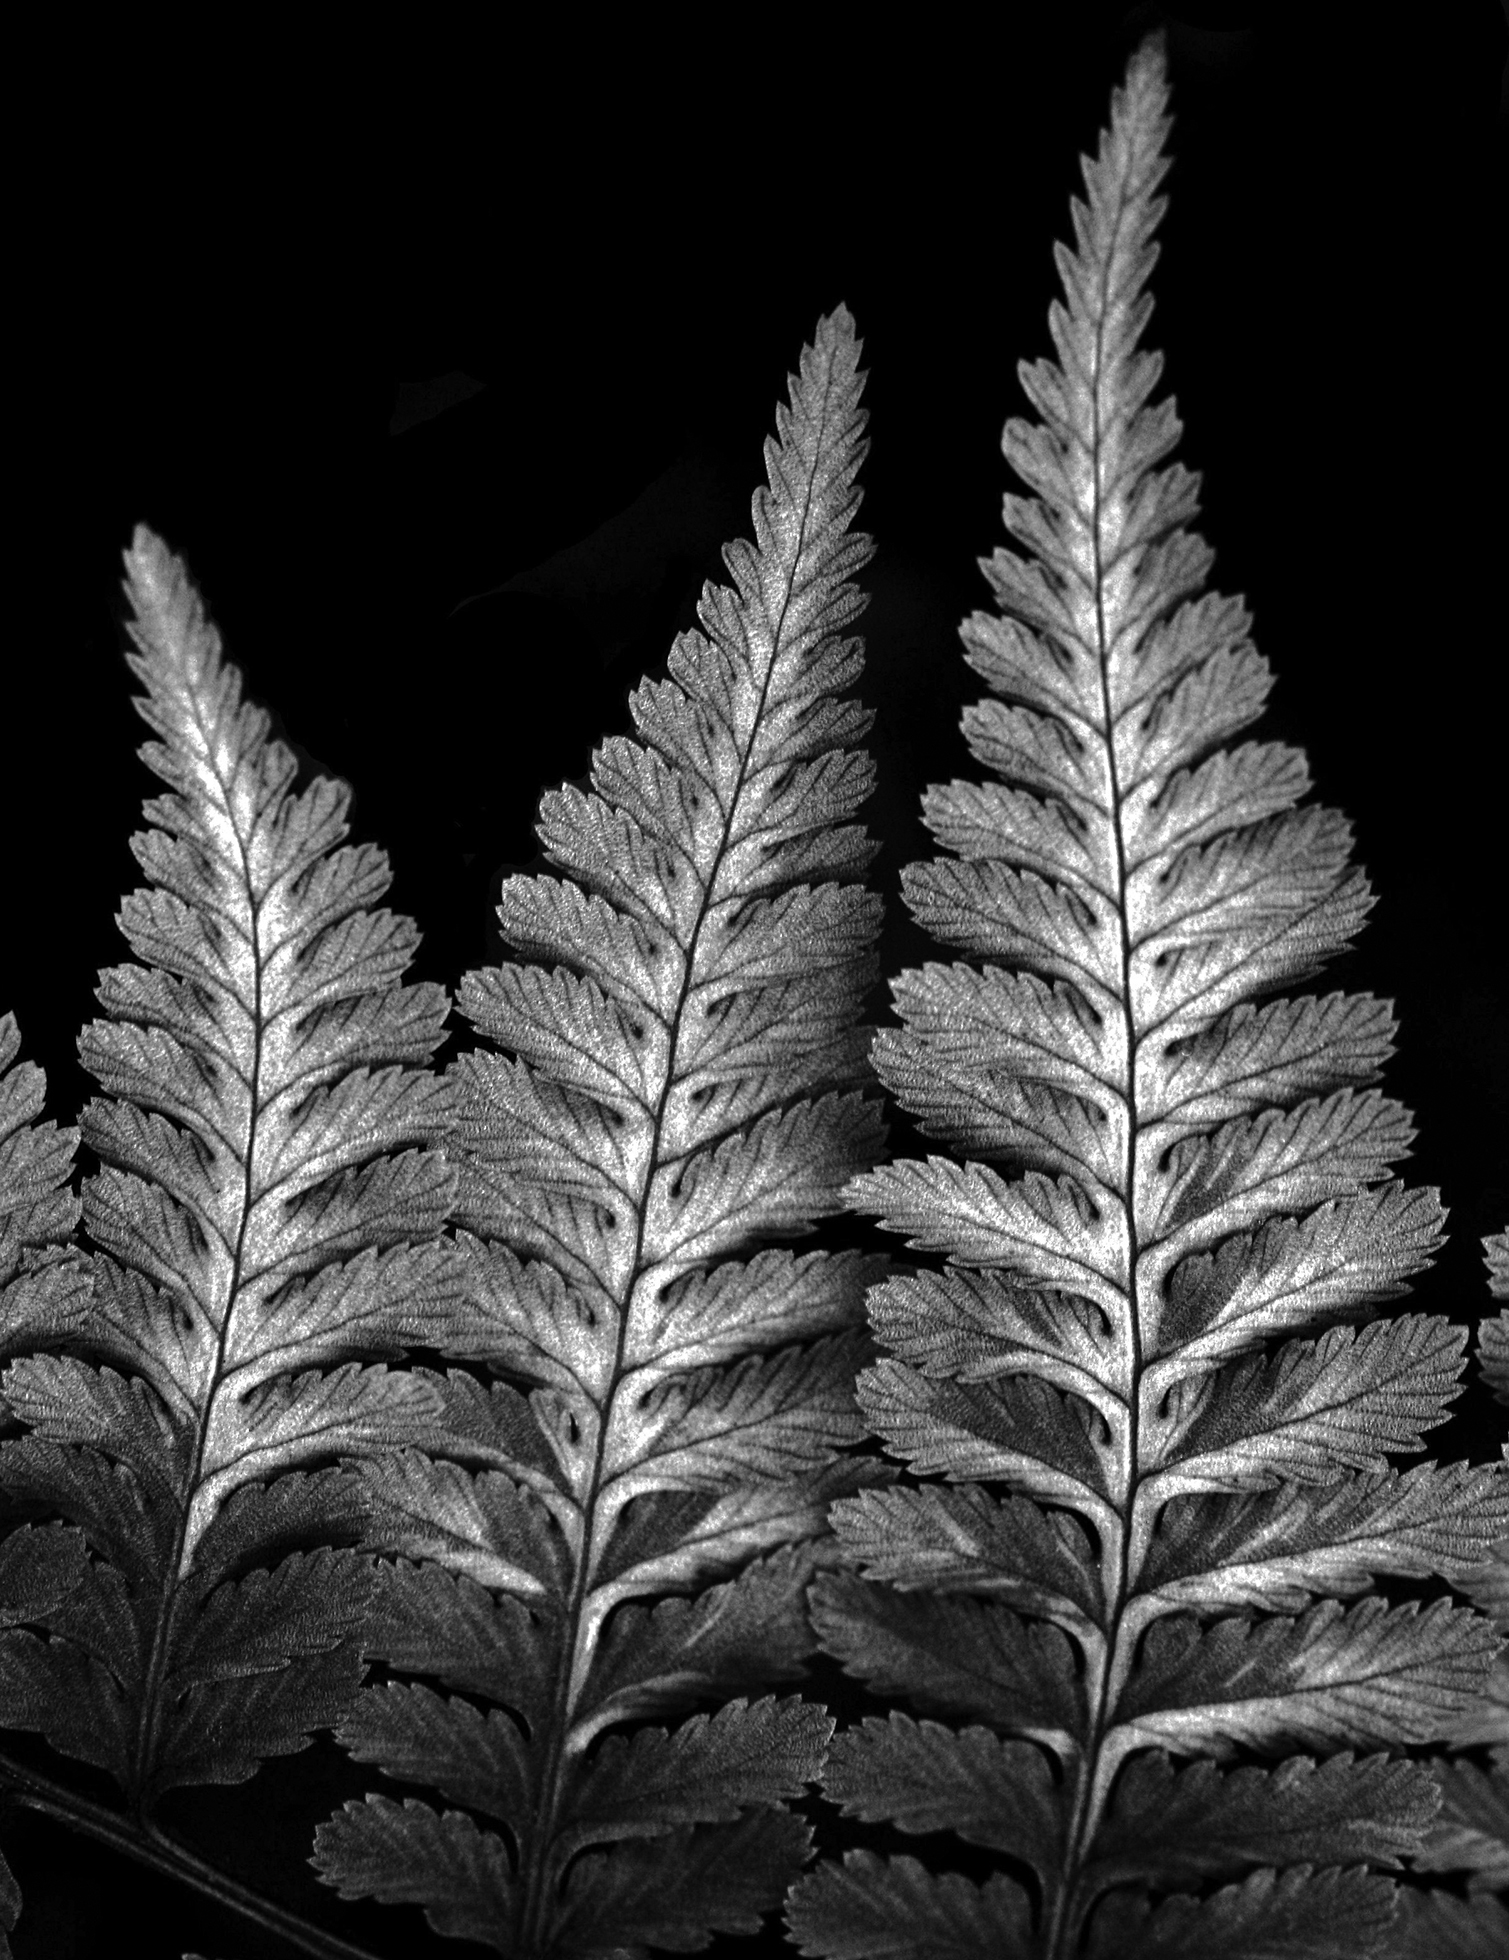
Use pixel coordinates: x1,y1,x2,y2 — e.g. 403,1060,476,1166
0,543,464,1958
1,33,1501,1958
0,1013,89,1957
308,308,893,1956
1390,1231,1509,1957
786,38,1509,1960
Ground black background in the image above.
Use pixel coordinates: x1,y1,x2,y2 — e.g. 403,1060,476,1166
3,3,1506,1954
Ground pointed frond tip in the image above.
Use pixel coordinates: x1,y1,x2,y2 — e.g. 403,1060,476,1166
123,525,223,690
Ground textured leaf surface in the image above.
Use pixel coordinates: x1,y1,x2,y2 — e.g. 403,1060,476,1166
1389,1887,1509,1958
1409,1757,1509,1888
1086,1864,1399,1959
819,1713,1063,1877
1480,1231,1509,1404
0,537,456,1821
1400,1229,1509,1928
0,1011,88,1382
1139,1464,1509,1613
802,35,1487,1960
552,1808,814,1951
1090,1751,1436,1889
1116,1598,1496,1754
786,1850,1034,1958
313,1795,516,1945
811,1568,1083,1743
315,310,884,1954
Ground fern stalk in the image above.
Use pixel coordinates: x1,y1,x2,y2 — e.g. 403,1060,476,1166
0,543,464,1957
312,308,892,1954
790,39,1509,1960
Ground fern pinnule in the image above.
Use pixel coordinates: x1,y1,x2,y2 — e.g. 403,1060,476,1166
1390,1230,1509,1956
0,540,462,1948
789,38,1508,1960
311,307,891,1955
1479,1232,1509,1408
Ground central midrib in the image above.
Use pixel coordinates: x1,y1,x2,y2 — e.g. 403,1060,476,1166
513,379,839,1953
131,728,268,1812
1042,177,1146,1960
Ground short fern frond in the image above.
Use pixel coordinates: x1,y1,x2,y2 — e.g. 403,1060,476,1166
0,537,462,1821
790,38,1506,1960
311,308,891,1956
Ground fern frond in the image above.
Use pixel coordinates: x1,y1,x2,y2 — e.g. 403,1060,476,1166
792,37,1505,1959
312,307,889,1954
0,536,461,1828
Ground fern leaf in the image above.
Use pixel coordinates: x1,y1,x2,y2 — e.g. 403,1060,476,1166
794,37,1502,1959
786,1849,1034,1959
1085,1865,1398,1960
550,1810,816,1953
315,1795,517,1945
812,1571,1083,1743
1139,1463,1509,1613
820,1711,1063,1870
1091,1750,1434,1887
1479,1230,1509,1405
0,1013,90,1957
1388,1888,1509,1959
0,1014,92,1614
313,307,888,1954
1448,1235,1509,1657
1409,1757,1509,1888
0,1010,89,1385
0,535,460,1822
1115,1597,1494,1756
1394,1228,1509,1946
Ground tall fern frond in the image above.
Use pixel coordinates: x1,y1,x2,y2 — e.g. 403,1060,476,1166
0,538,462,1952
311,307,891,1955
1391,1230,1509,1957
788,40,1508,1960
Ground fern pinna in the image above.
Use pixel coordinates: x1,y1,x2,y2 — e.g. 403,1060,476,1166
787,42,1509,1960
0,1011,91,1956
310,307,891,1955
1395,1231,1509,1956
0,538,463,1959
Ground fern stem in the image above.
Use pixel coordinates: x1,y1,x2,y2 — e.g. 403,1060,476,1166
0,1746,385,1960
